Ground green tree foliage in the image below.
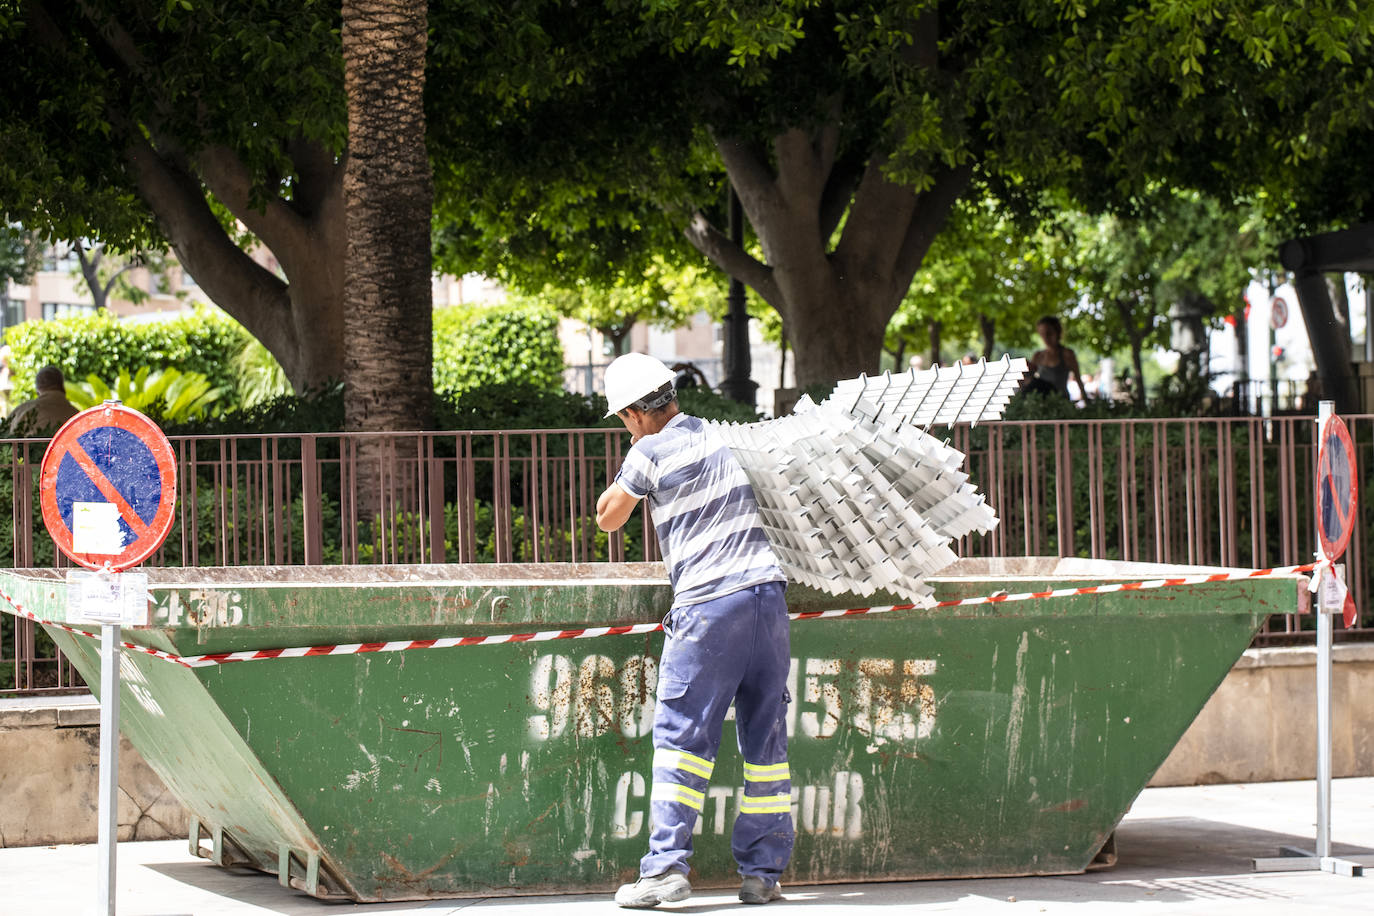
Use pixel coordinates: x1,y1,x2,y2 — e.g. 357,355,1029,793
0,0,347,390
431,0,1374,389
886,187,1277,407
534,256,724,356
0,225,40,286
1065,191,1276,405
895,193,1076,366
10,1,1370,409
3,307,250,403
432,301,566,395
1012,1,1374,225
0,0,445,431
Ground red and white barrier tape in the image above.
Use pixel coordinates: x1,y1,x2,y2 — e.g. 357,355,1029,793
926,560,1325,608
0,582,196,667
0,561,1322,670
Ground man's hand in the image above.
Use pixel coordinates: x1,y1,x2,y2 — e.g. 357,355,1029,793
596,483,641,532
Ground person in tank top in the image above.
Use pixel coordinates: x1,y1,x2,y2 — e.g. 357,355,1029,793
1023,316,1085,400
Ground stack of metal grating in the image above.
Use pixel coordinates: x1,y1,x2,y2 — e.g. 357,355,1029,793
709,356,1028,604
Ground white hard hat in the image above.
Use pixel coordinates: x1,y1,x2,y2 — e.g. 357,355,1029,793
603,353,676,417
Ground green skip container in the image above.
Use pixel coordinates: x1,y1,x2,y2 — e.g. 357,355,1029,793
3,557,1306,901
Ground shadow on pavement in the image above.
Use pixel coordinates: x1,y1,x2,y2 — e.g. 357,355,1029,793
140,814,1374,913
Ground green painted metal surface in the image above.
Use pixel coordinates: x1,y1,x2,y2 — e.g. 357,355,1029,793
5,558,1304,901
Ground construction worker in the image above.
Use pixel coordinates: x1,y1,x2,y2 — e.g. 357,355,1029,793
596,352,793,908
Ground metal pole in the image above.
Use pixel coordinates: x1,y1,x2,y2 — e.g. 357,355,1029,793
1366,279,1373,364
1269,321,1279,411
719,185,758,405
585,324,595,397
97,621,121,915
1253,394,1366,877
1315,399,1333,861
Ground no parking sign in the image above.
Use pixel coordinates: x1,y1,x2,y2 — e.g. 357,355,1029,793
39,403,177,572
1315,414,1358,628
36,402,177,914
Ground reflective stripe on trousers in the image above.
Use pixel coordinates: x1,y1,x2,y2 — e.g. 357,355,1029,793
639,581,794,880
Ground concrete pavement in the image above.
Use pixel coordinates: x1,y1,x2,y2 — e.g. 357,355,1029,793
3,778,1372,915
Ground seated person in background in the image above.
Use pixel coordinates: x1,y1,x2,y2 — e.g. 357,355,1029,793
670,361,709,391
8,365,78,435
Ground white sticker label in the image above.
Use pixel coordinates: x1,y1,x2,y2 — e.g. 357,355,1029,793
71,501,127,555
67,570,150,626
1321,570,1348,612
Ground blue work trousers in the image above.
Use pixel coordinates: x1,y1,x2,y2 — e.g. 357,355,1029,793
639,581,795,881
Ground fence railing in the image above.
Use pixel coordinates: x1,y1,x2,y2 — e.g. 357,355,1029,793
3,415,1366,695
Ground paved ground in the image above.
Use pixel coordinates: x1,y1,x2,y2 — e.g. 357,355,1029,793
4,779,1372,915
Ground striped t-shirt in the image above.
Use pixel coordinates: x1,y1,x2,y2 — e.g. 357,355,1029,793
616,413,785,608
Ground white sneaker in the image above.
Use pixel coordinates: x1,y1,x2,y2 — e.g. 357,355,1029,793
615,871,692,908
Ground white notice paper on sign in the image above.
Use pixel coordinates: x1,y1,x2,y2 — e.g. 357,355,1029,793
71,501,127,555
67,570,150,626
1321,568,1349,612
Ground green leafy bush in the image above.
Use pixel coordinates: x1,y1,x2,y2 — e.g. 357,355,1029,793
676,387,761,423
437,381,607,430
234,339,292,408
169,383,347,436
66,367,224,423
433,301,565,395
4,307,250,404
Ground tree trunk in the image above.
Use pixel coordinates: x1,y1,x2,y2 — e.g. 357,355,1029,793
684,125,970,388
1130,338,1147,409
888,341,906,373
122,136,347,392
600,324,633,357
678,14,965,387
778,329,788,389
1291,269,1358,412
1328,274,1351,329
979,314,996,359
786,289,891,385
1233,302,1249,402
1278,229,1364,412
1115,296,1149,409
73,242,108,311
341,0,434,434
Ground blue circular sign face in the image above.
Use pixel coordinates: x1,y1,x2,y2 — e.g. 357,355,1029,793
40,406,177,571
53,426,167,548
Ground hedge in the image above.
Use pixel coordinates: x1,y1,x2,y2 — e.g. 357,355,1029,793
433,301,565,395
4,307,249,403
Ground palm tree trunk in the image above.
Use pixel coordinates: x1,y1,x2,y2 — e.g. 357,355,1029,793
341,0,435,528
341,0,434,435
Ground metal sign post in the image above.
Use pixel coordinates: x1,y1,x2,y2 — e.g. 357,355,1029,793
98,618,119,912
1254,400,1369,877
82,587,126,916
39,402,176,915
